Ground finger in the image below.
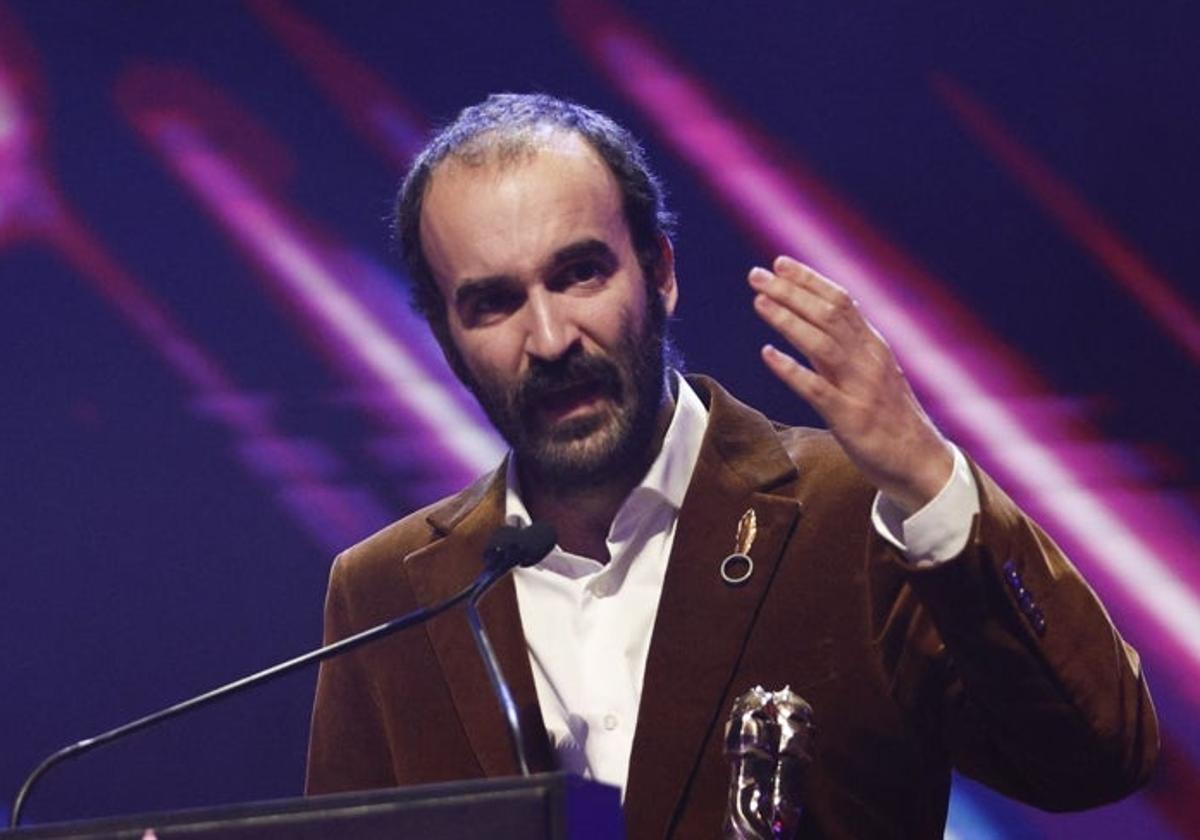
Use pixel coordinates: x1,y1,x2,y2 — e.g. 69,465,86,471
772,256,850,304
769,258,864,343
760,343,845,419
748,265,863,347
753,292,849,374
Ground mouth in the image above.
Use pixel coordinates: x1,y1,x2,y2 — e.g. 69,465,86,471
533,380,610,426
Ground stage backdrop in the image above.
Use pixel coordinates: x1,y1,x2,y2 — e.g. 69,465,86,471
2,2,1197,837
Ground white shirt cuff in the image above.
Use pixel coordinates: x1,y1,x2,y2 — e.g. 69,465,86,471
871,445,980,566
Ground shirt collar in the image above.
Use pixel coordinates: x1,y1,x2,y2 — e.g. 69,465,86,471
503,371,709,531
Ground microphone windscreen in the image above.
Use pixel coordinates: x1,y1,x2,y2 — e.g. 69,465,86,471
516,521,556,566
484,522,557,570
486,525,524,556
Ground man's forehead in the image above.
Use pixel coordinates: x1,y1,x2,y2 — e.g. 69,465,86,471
418,130,627,286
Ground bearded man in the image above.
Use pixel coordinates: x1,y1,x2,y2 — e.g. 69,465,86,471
305,94,1157,838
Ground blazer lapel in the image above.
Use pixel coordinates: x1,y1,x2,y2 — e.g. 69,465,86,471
402,469,555,778
399,375,809,816
624,377,804,837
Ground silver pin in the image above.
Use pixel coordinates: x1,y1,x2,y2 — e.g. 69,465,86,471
721,509,757,586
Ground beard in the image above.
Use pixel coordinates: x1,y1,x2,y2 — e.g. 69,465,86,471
461,305,668,492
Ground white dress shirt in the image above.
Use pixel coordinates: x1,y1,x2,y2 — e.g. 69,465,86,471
507,375,979,795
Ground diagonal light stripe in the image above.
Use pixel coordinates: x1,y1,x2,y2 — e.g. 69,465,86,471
247,0,428,168
932,74,1200,366
44,217,392,553
0,6,387,553
122,102,502,480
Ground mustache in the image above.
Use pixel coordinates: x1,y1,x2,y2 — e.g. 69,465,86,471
514,349,623,415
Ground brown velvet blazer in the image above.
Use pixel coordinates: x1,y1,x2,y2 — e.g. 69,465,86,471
306,376,1158,838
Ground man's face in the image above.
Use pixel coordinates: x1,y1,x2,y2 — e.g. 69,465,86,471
419,131,678,488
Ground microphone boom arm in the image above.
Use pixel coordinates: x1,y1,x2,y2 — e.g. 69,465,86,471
11,521,557,828
466,567,531,777
10,575,478,828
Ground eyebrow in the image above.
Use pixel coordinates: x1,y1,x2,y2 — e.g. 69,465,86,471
545,238,618,274
452,238,619,308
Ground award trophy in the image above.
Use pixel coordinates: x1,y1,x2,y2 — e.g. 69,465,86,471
722,685,816,839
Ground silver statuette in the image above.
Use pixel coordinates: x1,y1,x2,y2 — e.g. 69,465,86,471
723,685,815,839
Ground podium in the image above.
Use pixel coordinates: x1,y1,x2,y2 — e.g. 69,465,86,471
3,773,624,839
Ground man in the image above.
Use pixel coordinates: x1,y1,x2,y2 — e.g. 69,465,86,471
306,94,1157,838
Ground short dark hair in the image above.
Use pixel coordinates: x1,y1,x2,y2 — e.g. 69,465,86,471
392,93,676,343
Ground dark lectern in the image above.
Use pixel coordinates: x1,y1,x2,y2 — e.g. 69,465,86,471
4,773,624,839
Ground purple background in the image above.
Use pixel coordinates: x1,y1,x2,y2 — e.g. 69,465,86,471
2,2,1197,836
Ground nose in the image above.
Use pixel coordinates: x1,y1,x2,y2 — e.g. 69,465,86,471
523,286,581,362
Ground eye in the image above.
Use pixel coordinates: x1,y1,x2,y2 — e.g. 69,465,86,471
554,258,612,290
567,260,602,283
461,286,522,326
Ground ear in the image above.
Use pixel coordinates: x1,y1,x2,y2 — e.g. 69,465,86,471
654,234,679,317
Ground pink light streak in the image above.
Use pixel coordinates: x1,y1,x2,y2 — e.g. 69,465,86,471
931,73,1200,366
247,0,513,483
247,0,429,168
0,2,51,247
0,4,382,554
54,224,393,553
116,68,503,490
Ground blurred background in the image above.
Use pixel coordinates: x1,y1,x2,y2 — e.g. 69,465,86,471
2,1,1197,836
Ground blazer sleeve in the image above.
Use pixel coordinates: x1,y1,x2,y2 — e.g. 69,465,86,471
871,461,1159,811
305,552,398,795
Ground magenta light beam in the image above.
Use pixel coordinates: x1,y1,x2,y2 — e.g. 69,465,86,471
247,0,429,168
117,68,503,491
932,74,1200,367
0,3,384,553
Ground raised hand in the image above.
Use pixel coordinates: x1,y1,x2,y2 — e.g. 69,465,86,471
749,256,953,514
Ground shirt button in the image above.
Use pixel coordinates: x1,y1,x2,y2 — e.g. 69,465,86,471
603,713,619,731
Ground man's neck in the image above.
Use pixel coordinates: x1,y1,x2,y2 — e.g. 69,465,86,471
519,394,676,563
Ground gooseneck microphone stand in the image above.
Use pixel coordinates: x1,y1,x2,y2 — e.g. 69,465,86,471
463,520,557,778
10,522,556,829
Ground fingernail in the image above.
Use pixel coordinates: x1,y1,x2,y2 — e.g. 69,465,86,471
748,266,770,285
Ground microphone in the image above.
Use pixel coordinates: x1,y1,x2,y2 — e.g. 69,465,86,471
482,521,556,574
10,522,557,829
467,521,557,777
